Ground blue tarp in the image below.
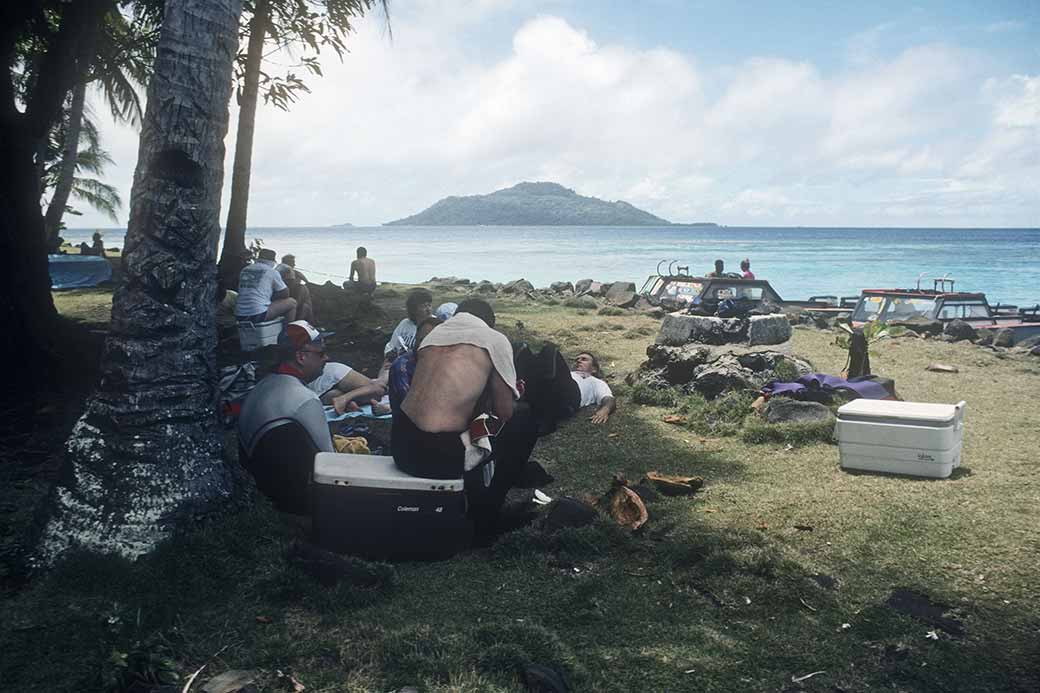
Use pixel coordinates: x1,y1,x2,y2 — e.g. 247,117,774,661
49,254,112,289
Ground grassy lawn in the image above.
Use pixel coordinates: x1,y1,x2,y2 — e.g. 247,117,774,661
3,287,1038,691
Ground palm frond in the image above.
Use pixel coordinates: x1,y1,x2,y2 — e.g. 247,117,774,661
71,177,123,222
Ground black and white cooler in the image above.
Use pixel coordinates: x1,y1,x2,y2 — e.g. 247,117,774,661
835,399,966,478
312,452,472,559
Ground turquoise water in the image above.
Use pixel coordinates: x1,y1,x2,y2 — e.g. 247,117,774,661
66,226,1040,307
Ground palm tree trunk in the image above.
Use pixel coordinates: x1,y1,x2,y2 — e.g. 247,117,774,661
0,0,111,423
36,0,244,565
44,79,88,246
218,0,270,289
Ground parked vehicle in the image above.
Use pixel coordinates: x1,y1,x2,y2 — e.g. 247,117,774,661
848,275,1040,345
639,260,854,313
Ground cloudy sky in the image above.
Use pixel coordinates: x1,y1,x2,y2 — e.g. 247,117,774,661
79,0,1038,228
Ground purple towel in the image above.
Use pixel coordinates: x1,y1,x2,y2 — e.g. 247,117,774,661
762,373,890,400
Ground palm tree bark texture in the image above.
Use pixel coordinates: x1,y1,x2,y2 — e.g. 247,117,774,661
37,0,245,564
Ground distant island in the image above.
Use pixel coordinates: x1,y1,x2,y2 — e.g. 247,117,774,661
385,181,671,226
330,222,354,227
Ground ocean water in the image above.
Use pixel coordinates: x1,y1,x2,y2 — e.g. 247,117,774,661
65,226,1040,307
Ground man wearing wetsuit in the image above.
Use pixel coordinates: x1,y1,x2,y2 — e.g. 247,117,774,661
238,320,334,459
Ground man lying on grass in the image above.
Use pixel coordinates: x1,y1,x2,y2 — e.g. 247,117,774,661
392,298,539,543
571,351,617,424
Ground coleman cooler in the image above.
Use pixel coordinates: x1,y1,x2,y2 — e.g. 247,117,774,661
312,452,471,559
835,400,966,478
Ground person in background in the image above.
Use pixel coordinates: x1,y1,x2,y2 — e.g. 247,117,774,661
435,302,458,321
235,248,297,323
78,231,106,257
384,288,433,358
571,352,617,424
707,258,725,278
307,360,386,414
347,246,377,295
740,258,755,280
277,261,314,324
388,316,443,414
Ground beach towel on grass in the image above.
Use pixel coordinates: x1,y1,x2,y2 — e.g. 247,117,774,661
762,373,891,401
324,403,393,422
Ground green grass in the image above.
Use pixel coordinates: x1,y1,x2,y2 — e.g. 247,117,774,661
3,288,1038,691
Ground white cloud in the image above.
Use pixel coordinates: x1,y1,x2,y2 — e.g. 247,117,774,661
984,20,1025,34
75,6,1039,229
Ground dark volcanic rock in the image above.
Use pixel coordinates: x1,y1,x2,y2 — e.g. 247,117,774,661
943,319,978,342
574,278,593,294
764,398,834,424
689,355,756,399
992,328,1015,347
549,281,574,294
890,318,943,336
503,278,535,294
475,280,497,294
605,281,638,308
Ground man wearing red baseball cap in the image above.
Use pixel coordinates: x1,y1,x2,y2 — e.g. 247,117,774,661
238,320,335,461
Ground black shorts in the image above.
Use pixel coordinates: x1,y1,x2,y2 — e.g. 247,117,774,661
391,408,465,479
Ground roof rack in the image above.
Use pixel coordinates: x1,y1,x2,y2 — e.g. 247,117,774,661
933,274,955,293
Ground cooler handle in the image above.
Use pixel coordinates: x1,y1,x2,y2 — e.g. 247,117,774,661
954,401,966,431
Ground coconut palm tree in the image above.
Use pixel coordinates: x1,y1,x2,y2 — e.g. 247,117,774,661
37,0,244,564
218,0,388,287
43,100,123,236
43,5,158,245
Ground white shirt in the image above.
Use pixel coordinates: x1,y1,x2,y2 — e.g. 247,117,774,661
306,362,353,397
384,318,418,356
571,371,613,407
235,259,287,317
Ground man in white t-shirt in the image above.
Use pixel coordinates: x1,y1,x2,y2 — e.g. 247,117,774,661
571,352,617,424
383,288,434,358
306,361,386,414
235,248,297,323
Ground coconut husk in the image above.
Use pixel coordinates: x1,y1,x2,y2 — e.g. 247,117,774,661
601,474,648,530
642,471,704,497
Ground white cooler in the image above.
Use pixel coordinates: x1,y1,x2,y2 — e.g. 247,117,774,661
835,400,966,478
237,317,284,351
311,453,471,559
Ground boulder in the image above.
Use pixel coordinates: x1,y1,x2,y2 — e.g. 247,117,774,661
689,355,756,399
503,278,534,294
889,318,943,337
1016,335,1040,349
747,314,792,345
549,281,574,294
992,328,1015,348
943,319,977,342
1031,345,1040,357
605,281,638,308
764,398,834,425
475,281,497,294
661,314,722,345
574,278,594,294
640,343,713,384
587,281,605,296
975,331,994,346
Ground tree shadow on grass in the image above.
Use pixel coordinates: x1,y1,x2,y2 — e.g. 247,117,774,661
2,325,1039,691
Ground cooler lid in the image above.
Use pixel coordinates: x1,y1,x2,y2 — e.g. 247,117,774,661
313,452,465,492
837,399,963,424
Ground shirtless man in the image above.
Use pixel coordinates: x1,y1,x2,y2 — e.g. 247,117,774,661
393,298,536,540
347,246,376,295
